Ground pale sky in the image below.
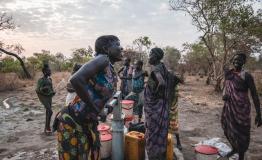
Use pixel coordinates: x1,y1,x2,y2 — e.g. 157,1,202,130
0,0,202,57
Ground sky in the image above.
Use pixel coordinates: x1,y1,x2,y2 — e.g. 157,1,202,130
0,0,202,57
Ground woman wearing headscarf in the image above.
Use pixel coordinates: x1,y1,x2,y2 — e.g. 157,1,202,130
55,35,122,160
222,51,262,160
144,48,169,160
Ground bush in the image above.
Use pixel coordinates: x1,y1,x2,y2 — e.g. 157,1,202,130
0,56,22,73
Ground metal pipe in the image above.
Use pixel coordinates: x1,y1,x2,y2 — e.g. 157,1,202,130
111,91,124,160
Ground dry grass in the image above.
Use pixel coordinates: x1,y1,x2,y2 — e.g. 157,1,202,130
0,73,27,91
0,72,71,92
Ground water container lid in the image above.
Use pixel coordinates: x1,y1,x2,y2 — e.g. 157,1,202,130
98,124,110,132
100,132,112,141
121,100,134,105
195,145,218,155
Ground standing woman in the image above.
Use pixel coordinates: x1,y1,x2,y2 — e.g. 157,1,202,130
222,52,262,160
118,57,132,98
144,48,169,159
56,35,122,160
36,64,55,134
168,72,183,150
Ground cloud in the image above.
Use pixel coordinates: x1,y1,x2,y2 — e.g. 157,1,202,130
0,0,200,56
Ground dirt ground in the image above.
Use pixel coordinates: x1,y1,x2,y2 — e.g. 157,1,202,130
0,74,261,160
178,76,262,160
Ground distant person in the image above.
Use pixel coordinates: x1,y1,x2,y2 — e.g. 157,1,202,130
144,48,169,159
65,63,82,106
222,52,262,160
55,35,122,160
118,57,132,98
168,71,183,150
36,64,55,135
125,60,147,122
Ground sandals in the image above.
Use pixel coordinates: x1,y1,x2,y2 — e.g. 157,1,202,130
44,128,53,136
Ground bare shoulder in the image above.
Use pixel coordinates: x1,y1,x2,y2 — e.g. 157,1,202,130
244,71,254,81
89,55,109,66
79,55,109,71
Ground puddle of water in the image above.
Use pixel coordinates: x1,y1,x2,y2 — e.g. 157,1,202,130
3,98,11,109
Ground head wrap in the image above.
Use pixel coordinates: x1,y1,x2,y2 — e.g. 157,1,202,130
42,63,50,73
233,51,247,63
151,47,164,60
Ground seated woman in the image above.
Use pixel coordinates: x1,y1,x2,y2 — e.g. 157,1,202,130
56,35,122,160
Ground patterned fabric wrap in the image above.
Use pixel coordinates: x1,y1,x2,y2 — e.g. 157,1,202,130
144,63,169,157
57,115,100,160
168,86,179,134
221,70,251,153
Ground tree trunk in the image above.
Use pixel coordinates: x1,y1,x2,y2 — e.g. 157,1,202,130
214,77,223,92
0,48,32,79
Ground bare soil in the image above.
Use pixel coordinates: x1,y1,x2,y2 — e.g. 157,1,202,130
178,76,262,160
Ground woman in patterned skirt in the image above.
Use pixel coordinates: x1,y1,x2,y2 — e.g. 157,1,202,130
55,35,122,160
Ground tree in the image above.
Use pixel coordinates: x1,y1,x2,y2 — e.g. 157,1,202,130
163,46,181,71
170,0,262,91
122,47,141,61
0,13,31,78
71,47,93,64
133,36,153,60
183,42,210,75
55,52,65,71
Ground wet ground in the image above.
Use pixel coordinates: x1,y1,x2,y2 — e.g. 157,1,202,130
0,75,261,160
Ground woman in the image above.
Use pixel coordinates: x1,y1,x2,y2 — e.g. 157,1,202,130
222,52,262,160
56,35,122,160
36,64,55,134
125,60,147,122
144,48,169,159
168,72,183,150
118,57,132,98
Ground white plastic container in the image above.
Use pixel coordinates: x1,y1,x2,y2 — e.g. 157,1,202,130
121,100,134,118
100,132,112,159
195,145,219,160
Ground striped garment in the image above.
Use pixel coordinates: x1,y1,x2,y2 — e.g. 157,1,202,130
221,70,251,153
